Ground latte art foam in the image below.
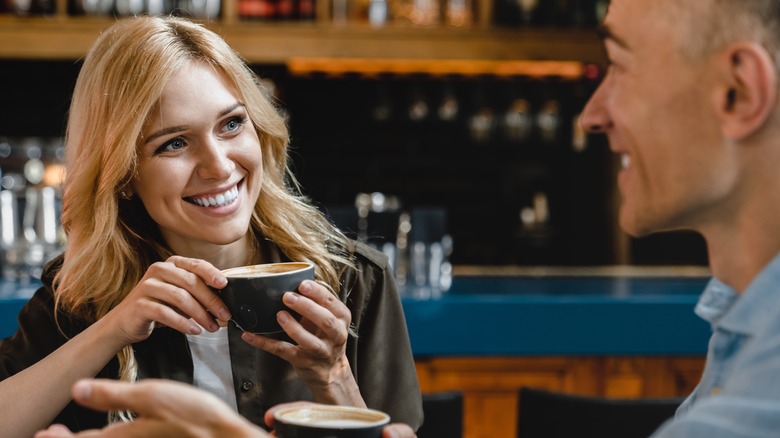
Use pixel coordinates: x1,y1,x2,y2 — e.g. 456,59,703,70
222,262,311,278
275,405,390,430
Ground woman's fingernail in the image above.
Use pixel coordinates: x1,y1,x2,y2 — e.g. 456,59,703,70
215,275,228,288
278,311,290,323
218,308,231,321
72,380,92,400
284,292,299,304
298,280,311,293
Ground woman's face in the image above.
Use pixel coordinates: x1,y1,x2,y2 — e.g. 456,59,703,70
133,61,263,259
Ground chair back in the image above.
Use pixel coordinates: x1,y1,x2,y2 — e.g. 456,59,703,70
517,387,683,438
417,391,464,438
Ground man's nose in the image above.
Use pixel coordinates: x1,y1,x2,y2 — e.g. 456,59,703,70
579,81,612,134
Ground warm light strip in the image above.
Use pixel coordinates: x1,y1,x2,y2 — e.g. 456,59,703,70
286,58,585,79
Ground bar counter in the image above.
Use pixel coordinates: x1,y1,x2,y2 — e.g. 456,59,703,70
0,271,711,438
0,280,37,340
396,268,711,437
401,273,711,357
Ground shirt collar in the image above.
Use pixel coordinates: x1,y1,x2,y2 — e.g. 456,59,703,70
696,251,780,335
694,277,738,328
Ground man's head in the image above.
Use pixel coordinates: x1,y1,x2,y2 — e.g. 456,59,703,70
581,0,780,238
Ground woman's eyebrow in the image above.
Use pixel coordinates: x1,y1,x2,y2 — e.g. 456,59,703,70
143,102,246,145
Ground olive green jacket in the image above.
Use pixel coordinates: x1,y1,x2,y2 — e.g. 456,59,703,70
0,241,423,431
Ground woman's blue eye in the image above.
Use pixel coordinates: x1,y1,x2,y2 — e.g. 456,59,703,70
226,116,245,132
156,138,185,154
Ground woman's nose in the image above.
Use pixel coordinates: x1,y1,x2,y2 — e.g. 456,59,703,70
196,139,234,180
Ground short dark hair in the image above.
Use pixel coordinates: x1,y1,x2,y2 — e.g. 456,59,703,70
673,0,780,62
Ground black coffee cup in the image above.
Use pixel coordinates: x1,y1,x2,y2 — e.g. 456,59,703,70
274,405,391,438
220,262,315,334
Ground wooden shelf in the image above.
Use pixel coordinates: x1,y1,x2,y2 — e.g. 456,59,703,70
287,57,587,78
0,14,605,66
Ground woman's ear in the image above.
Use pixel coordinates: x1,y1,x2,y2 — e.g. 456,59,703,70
119,182,135,200
715,42,778,140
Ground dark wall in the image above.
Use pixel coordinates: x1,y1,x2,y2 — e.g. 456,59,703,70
0,60,81,137
0,60,707,266
274,72,614,265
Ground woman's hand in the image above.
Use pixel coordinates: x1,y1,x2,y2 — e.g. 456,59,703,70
241,280,363,405
103,256,232,347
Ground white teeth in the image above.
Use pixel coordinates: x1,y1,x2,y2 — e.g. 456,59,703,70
190,185,238,207
621,154,631,169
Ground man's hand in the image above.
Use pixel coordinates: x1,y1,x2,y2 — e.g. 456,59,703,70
34,379,262,438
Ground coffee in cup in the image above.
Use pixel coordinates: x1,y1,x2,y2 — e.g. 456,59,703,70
219,262,315,334
274,405,391,438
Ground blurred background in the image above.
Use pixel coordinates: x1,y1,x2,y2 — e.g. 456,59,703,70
0,0,707,281
0,3,713,437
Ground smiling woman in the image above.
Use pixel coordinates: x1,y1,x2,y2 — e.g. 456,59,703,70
0,16,422,438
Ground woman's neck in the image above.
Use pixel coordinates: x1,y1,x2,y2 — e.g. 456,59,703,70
166,233,261,270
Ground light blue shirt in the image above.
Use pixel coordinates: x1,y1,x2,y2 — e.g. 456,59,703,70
652,252,780,437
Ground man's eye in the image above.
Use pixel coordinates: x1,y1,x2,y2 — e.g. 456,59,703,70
156,138,185,154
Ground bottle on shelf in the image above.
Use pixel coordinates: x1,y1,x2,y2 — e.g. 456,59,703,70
297,0,315,20
368,0,388,26
238,0,277,20
492,0,605,28
11,0,55,15
444,0,472,26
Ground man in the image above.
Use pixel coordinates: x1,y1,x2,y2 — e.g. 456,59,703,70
581,0,780,436
36,0,780,436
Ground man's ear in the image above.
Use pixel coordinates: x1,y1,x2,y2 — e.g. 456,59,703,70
715,42,778,140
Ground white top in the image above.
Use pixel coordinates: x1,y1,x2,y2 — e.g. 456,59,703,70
185,325,238,411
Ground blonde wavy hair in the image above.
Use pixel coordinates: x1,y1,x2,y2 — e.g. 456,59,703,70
54,15,352,417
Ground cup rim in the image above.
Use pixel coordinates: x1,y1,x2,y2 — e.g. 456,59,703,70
221,261,314,278
273,405,391,429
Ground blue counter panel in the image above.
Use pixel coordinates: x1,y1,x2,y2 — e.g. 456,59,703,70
0,281,39,340
0,298,27,340
401,276,712,357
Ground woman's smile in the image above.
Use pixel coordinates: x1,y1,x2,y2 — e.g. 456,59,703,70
186,181,241,208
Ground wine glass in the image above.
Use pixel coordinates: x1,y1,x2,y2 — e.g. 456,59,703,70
517,0,539,26
536,99,561,144
437,84,459,122
371,84,393,123
503,98,533,143
408,86,429,122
